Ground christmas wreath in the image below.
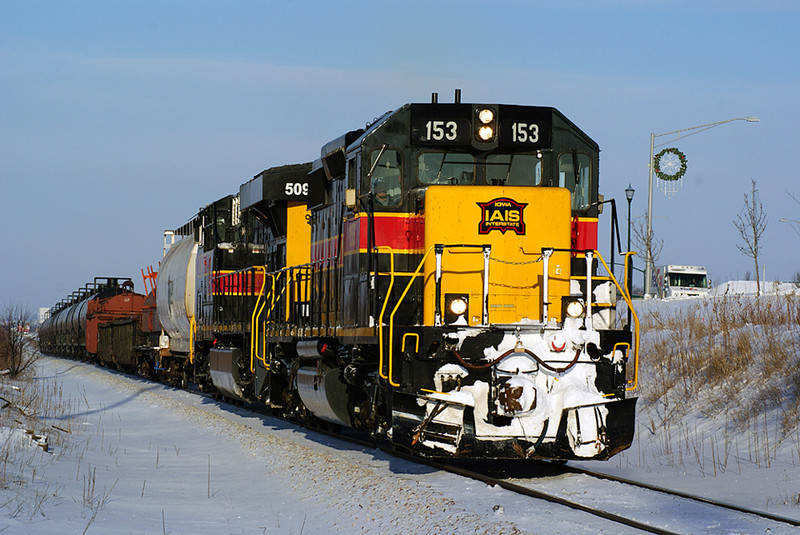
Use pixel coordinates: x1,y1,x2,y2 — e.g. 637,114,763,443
653,147,687,181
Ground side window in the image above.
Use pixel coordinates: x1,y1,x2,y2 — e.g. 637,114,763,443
558,152,592,210
370,149,402,207
348,157,357,190
216,214,228,243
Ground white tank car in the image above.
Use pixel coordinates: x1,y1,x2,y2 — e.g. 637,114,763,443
156,237,198,354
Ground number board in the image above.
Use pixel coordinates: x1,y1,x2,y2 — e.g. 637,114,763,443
410,104,472,146
497,106,552,149
259,175,313,201
410,104,552,149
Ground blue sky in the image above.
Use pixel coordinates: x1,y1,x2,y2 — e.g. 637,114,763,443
2,1,799,310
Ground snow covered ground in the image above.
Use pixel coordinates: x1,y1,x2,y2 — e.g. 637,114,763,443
3,357,624,534
3,288,800,533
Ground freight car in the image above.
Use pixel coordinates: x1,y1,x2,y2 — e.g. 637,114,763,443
41,93,641,461
39,278,146,362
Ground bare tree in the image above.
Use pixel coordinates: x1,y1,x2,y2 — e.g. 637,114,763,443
0,301,39,377
632,212,663,290
734,179,768,295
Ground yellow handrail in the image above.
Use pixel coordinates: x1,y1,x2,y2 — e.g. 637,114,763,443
375,246,396,382
257,273,276,368
402,332,420,353
249,267,267,373
386,245,435,388
189,315,196,365
593,250,640,392
266,271,286,327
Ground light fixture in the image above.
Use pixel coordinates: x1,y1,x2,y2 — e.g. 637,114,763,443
475,107,496,142
477,108,494,124
449,298,468,316
445,294,469,324
565,299,585,319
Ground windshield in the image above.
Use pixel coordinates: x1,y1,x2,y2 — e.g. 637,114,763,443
486,154,542,186
667,273,707,288
418,152,475,184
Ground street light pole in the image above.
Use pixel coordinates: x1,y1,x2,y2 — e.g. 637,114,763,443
780,218,800,238
625,184,635,328
643,116,760,297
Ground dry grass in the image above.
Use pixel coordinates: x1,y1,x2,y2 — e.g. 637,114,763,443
0,356,79,520
629,292,800,473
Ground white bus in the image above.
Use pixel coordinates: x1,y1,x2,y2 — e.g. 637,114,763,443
654,265,709,298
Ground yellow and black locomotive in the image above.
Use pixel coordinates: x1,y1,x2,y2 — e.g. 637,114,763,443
42,93,640,460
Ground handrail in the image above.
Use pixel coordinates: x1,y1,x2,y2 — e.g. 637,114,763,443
189,315,196,365
249,267,267,373
374,246,396,382
402,332,420,353
386,245,435,388
240,257,332,334
266,270,287,327
259,274,276,366
433,244,490,326
593,249,640,392
621,251,640,391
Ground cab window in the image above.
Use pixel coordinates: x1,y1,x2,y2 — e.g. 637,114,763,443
558,152,592,210
369,149,402,207
418,152,475,185
486,154,542,186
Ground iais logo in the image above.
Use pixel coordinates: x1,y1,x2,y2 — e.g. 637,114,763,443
476,198,527,235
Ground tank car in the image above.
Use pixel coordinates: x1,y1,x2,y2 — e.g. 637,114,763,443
39,278,146,363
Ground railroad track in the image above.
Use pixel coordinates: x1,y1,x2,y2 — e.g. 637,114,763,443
72,361,800,534
282,421,800,534
426,459,680,535
562,464,800,528
285,419,800,534
440,459,800,534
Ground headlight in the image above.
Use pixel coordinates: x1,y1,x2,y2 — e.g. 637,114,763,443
475,107,496,142
444,293,469,324
477,108,494,124
449,298,468,316
565,299,585,318
477,125,494,141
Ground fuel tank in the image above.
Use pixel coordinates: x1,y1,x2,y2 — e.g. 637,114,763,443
156,237,198,353
296,366,352,427
209,347,246,400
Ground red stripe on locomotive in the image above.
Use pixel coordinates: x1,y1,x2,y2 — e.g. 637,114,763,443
211,270,266,296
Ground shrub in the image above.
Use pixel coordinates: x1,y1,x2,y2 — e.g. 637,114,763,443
0,301,39,378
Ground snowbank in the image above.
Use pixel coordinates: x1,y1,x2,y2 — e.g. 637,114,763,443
710,280,799,296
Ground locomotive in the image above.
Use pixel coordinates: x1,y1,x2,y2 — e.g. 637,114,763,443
40,92,640,460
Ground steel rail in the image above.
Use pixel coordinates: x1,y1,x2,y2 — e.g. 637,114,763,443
426,459,680,535
563,464,800,528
